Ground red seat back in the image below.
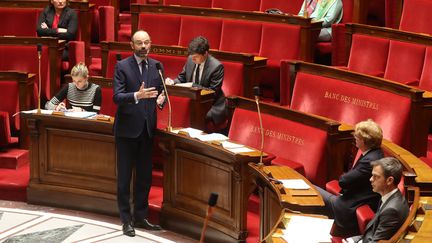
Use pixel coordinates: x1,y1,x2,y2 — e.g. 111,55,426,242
138,13,181,45
341,0,354,23
0,111,11,147
259,23,301,61
106,51,131,78
347,34,390,77
259,0,303,15
0,81,19,132
229,108,328,186
399,0,432,35
384,40,426,85
0,8,41,37
291,72,412,147
157,96,191,129
179,16,222,48
164,0,212,7
220,61,244,96
212,0,261,11
99,87,116,117
148,54,186,80
419,47,432,91
220,19,262,55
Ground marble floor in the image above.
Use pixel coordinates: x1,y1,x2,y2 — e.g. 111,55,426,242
0,200,196,243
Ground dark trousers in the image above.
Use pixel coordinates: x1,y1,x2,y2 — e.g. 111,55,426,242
116,128,153,224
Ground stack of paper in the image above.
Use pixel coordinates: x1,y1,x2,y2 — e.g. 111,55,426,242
196,133,229,142
172,127,203,138
280,179,310,190
281,215,333,243
64,111,96,118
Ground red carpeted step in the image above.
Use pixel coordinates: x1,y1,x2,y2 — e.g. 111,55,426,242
246,210,260,243
0,163,29,201
148,185,163,224
0,148,29,169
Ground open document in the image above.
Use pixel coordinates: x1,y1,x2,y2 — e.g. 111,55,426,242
282,215,333,243
171,127,203,138
280,179,311,190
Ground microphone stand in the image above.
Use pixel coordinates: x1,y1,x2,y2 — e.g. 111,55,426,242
37,45,42,114
255,95,264,167
156,64,172,132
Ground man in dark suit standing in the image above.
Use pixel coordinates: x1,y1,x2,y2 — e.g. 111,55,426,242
344,157,409,243
113,30,165,237
165,36,227,125
316,119,384,236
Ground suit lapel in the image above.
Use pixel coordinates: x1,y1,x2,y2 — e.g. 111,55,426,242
364,191,399,233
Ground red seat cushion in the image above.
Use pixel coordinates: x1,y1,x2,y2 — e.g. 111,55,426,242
384,40,426,85
220,19,262,55
356,204,375,234
178,16,222,48
325,180,341,196
347,34,390,77
138,13,181,45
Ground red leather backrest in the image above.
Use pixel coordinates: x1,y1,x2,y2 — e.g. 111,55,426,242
220,19,262,55
0,111,11,147
179,16,222,48
0,45,51,100
400,0,432,35
384,40,426,85
419,47,432,91
157,96,191,129
148,54,186,80
99,87,116,117
106,51,131,78
98,6,115,42
138,13,181,45
348,34,390,77
0,8,40,37
260,23,301,61
89,0,112,7
220,61,243,96
291,72,412,147
164,0,212,7
229,108,328,185
259,0,303,15
341,0,354,23
0,81,19,132
212,0,261,11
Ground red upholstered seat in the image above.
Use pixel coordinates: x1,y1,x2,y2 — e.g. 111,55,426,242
178,16,222,48
212,0,261,11
347,34,390,77
291,72,412,148
221,61,244,96
356,204,375,234
0,112,12,148
220,19,262,55
399,0,432,35
419,47,432,92
138,13,181,45
259,0,303,14
384,40,426,85
157,96,191,129
229,108,328,186
148,54,186,79
164,0,212,8
0,82,19,133
105,51,131,78
0,8,41,37
98,6,115,42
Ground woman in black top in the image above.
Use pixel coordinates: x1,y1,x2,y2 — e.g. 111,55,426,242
45,63,102,113
36,0,78,60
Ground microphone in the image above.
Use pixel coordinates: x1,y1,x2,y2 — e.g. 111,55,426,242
37,43,42,114
200,193,218,243
116,53,122,62
253,86,264,166
155,63,172,132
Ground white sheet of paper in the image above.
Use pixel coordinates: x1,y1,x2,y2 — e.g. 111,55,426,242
172,127,203,138
282,215,333,243
175,82,193,87
280,179,310,190
221,141,244,149
196,133,229,142
19,109,53,115
64,111,97,118
226,147,254,154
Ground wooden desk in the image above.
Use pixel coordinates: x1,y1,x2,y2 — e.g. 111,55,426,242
249,164,324,240
23,113,118,215
157,129,263,242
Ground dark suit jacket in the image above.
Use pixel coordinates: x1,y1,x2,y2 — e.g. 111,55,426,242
333,148,384,231
174,55,227,124
113,56,163,138
36,5,78,41
356,190,409,243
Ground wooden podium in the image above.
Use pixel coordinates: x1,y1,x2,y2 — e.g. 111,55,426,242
157,129,263,242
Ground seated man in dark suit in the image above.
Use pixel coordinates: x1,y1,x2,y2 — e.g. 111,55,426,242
344,157,409,243
316,119,384,236
165,36,227,126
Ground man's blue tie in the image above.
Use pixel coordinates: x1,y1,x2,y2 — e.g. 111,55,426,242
141,60,148,87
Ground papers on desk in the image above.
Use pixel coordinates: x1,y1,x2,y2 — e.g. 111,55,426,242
281,215,333,243
64,111,96,118
18,109,53,115
172,127,203,138
280,179,310,190
175,82,193,87
225,147,254,153
196,133,229,142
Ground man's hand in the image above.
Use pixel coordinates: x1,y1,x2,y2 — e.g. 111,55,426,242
55,102,66,111
57,28,68,33
41,22,48,29
136,83,158,100
156,90,166,107
165,77,175,85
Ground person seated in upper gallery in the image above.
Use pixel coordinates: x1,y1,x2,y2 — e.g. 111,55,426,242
298,0,343,41
36,0,78,61
165,36,228,127
45,62,101,113
315,119,384,237
343,157,409,243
